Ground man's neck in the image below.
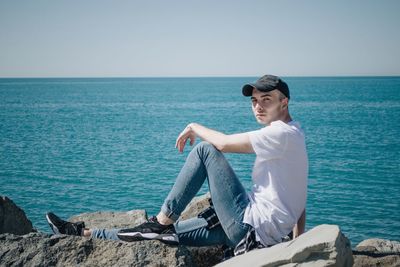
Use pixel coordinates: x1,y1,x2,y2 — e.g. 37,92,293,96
279,112,292,124
265,114,292,126
283,114,292,123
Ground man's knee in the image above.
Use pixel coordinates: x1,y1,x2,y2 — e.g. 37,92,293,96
193,141,223,163
195,141,218,153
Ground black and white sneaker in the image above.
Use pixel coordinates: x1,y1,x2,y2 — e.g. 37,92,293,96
117,216,179,245
46,212,85,236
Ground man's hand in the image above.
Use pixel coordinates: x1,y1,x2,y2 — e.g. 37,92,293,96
175,123,197,153
292,209,306,238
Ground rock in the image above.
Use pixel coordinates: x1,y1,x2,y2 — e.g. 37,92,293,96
180,192,211,220
5,194,370,267
216,224,353,267
68,192,211,229
356,238,400,254
0,193,222,267
186,246,225,267
69,192,224,267
69,210,148,229
353,238,400,267
0,196,34,235
0,232,193,266
179,193,225,266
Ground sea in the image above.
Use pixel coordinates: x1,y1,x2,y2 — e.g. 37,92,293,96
0,76,399,247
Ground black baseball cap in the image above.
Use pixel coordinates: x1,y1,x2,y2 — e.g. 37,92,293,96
242,74,290,99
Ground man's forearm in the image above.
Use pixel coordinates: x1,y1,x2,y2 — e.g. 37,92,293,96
187,123,253,153
188,123,227,151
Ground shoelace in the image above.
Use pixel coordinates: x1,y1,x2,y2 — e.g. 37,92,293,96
148,216,158,223
148,216,176,234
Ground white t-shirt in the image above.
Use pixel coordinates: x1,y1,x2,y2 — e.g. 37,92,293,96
243,120,308,246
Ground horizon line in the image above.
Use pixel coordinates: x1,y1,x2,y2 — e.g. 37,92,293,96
0,74,400,79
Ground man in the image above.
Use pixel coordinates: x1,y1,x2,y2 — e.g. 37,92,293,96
46,74,307,250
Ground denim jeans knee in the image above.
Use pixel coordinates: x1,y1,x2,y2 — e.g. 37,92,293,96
195,141,218,154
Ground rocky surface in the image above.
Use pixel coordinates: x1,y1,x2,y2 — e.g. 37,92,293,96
0,194,224,267
0,232,193,266
1,194,399,266
356,238,400,254
69,209,148,229
0,196,34,235
216,224,354,267
179,192,211,221
353,238,400,267
68,192,211,228
68,193,224,267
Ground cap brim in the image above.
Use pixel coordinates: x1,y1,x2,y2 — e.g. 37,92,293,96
242,83,274,96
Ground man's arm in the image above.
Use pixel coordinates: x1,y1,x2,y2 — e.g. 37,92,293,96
175,123,254,153
292,209,306,238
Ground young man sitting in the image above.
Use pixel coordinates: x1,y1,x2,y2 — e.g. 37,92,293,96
46,74,308,251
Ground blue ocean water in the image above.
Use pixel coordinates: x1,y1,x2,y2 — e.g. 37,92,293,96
0,77,399,246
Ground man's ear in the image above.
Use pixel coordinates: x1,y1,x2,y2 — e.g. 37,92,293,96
281,98,288,110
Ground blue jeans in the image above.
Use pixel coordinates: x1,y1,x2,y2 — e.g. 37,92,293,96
91,141,250,247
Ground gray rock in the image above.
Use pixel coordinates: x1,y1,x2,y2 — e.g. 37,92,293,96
179,193,225,266
68,192,210,229
0,193,223,267
6,194,374,267
356,238,400,254
0,195,34,235
353,238,400,267
68,192,224,267
0,232,193,267
69,210,148,229
216,224,353,267
180,192,211,220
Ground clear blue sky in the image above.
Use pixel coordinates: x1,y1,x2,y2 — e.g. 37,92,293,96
0,0,399,77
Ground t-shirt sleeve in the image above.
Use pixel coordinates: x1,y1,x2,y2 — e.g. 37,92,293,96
247,123,288,160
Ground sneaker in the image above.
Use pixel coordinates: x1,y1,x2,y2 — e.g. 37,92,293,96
117,216,178,245
46,212,85,236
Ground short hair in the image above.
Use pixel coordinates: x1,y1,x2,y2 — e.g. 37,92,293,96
277,90,288,101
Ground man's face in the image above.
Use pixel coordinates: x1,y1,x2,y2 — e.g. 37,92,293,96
251,88,288,126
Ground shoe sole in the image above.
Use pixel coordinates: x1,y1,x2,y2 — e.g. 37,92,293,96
46,213,61,235
117,232,179,245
